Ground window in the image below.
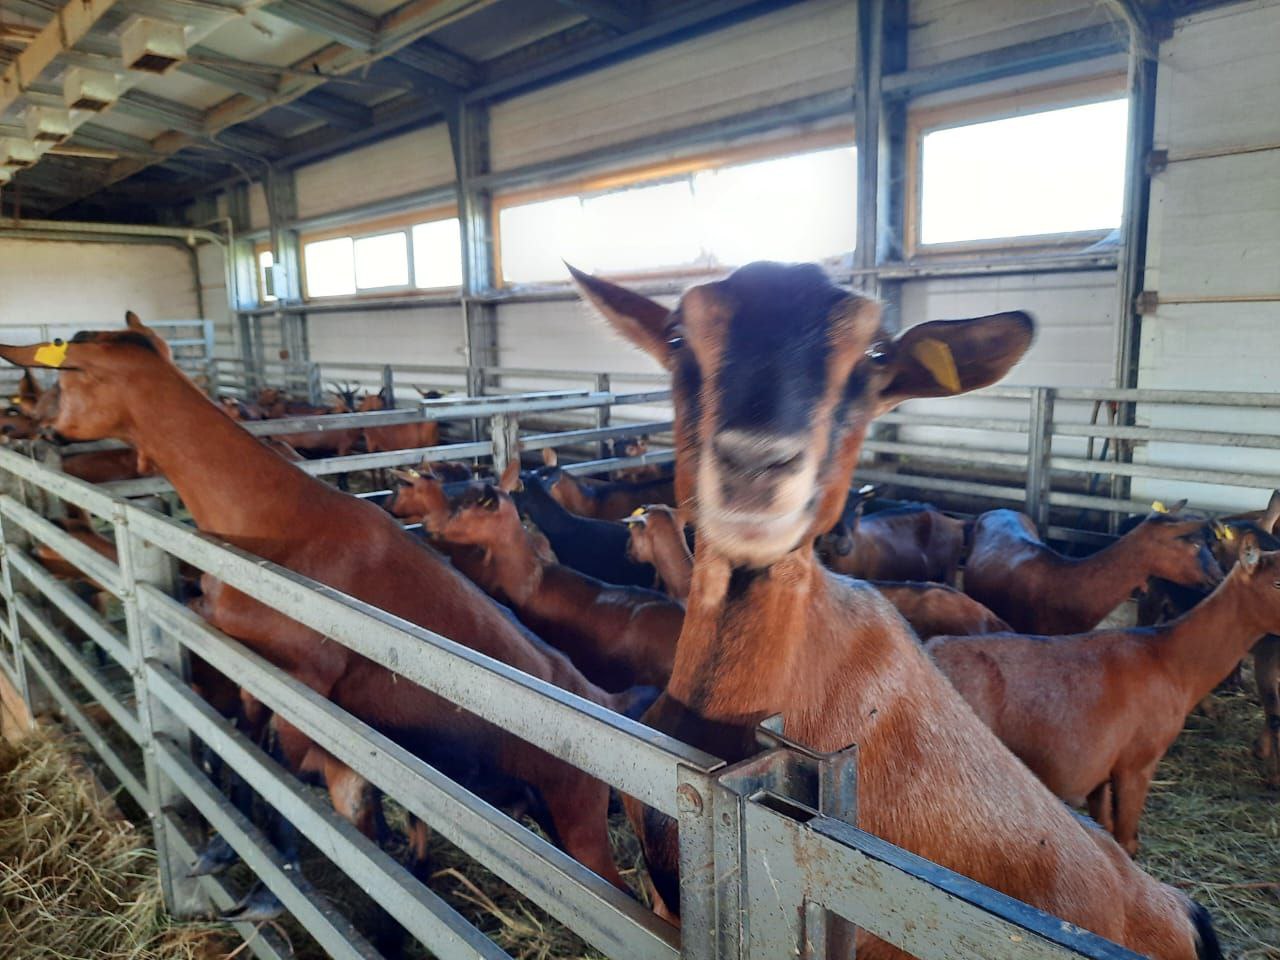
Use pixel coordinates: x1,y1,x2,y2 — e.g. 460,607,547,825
256,249,277,303
918,97,1127,247
354,232,409,289
412,219,463,289
304,237,356,298
496,144,857,284
301,214,462,298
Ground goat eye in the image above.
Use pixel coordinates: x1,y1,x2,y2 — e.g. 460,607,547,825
666,331,685,350
1272,580,1280,589
866,342,888,362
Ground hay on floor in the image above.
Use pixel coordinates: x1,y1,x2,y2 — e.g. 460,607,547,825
0,730,228,960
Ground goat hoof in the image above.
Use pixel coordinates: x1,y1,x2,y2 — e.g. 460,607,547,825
188,832,238,877
219,883,285,923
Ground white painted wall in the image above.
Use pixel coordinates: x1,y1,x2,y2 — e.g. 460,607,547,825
0,238,199,339
489,0,856,172
294,125,455,221
907,0,1124,68
307,305,470,397
1133,0,1280,511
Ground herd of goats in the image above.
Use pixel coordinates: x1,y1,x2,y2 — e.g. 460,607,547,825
0,261,1277,960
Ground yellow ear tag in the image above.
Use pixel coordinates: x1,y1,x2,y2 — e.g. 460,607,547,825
910,338,961,393
9,395,20,404
33,341,68,368
1151,500,1168,514
630,507,646,518
1223,526,1235,541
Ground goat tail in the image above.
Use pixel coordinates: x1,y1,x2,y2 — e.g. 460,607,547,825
1189,899,1224,960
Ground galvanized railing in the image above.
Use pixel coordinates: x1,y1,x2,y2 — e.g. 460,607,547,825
0,439,1137,959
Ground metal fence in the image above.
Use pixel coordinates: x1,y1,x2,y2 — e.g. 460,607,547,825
0,388,1137,960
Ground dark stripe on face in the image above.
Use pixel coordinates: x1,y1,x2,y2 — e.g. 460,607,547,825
714,263,846,435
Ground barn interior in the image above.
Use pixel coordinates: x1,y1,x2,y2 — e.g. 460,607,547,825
0,1,1277,958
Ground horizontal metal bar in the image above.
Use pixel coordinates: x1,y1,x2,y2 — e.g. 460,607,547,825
146,662,511,960
873,253,1117,280
1053,387,1280,406
123,508,718,812
878,412,1029,432
1048,456,1280,489
20,644,148,809
801,813,1141,960
9,550,131,670
862,440,1028,468
151,738,383,960
0,498,124,596
1045,491,1163,515
0,448,119,518
145,594,678,960
522,421,674,451
17,595,141,745
853,469,1027,503
1053,422,1280,449
563,450,676,476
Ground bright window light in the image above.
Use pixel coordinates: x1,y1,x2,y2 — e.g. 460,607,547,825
304,237,356,298
499,197,587,284
694,147,856,266
413,218,463,289
920,98,1128,245
257,249,277,302
580,181,702,273
497,145,859,284
354,231,409,289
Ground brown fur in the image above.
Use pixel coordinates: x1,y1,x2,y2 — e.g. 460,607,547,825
870,581,1010,640
541,448,676,520
819,502,968,583
358,390,440,454
928,534,1280,851
0,318,632,891
965,508,1223,635
405,466,680,691
623,505,692,600
571,262,1210,960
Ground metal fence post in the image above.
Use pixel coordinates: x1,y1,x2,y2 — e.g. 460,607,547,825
114,502,208,917
594,373,611,459
306,362,323,406
381,364,396,406
0,507,39,729
489,413,520,475
1025,387,1056,529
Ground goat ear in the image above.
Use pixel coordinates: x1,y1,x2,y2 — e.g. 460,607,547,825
498,459,520,493
1263,490,1280,534
123,311,173,364
1240,532,1261,574
872,312,1035,415
568,264,674,369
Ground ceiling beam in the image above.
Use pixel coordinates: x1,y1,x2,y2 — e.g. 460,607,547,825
0,0,119,114
266,0,378,50
286,89,373,130
392,40,480,88
554,0,642,33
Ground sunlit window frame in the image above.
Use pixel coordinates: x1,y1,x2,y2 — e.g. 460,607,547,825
253,242,277,305
491,126,856,288
299,205,461,302
906,74,1129,258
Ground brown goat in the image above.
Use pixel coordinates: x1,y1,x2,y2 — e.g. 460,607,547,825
870,581,1011,640
965,507,1223,635
408,464,681,691
573,262,1219,960
539,448,675,520
622,505,692,600
928,532,1280,853
61,447,155,484
358,388,440,454
818,500,968,584
0,316,638,918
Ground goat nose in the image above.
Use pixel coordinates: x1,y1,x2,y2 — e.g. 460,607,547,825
713,430,805,478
